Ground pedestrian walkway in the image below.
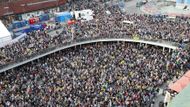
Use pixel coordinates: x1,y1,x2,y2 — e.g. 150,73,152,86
141,1,190,17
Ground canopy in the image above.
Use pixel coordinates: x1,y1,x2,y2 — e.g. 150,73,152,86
0,20,12,46
24,24,44,33
55,11,71,16
39,14,49,22
30,24,44,30
168,84,190,107
70,9,94,21
12,20,27,29
29,17,39,24
55,12,72,22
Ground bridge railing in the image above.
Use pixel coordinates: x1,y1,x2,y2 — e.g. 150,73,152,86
0,34,180,73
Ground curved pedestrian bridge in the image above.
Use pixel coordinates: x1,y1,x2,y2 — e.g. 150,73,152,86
0,36,178,73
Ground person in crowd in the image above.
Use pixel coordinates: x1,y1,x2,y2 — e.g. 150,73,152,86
0,0,189,66
0,42,186,106
0,0,188,106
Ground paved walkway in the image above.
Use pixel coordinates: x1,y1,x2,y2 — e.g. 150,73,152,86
141,1,190,17
153,83,169,107
125,0,143,14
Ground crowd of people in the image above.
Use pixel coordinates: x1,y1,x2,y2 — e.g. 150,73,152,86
0,24,72,65
0,0,190,66
0,0,189,106
0,42,186,106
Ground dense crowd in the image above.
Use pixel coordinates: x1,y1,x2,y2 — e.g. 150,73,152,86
0,0,190,66
0,42,187,106
0,0,189,106
0,24,72,65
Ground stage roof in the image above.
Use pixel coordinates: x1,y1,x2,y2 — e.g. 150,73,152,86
0,20,11,38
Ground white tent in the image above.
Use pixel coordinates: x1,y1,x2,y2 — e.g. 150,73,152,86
0,20,12,46
70,9,94,21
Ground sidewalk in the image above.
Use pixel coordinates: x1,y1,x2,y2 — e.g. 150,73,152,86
125,0,143,14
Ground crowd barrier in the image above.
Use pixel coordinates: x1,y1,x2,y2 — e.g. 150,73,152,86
0,35,179,73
